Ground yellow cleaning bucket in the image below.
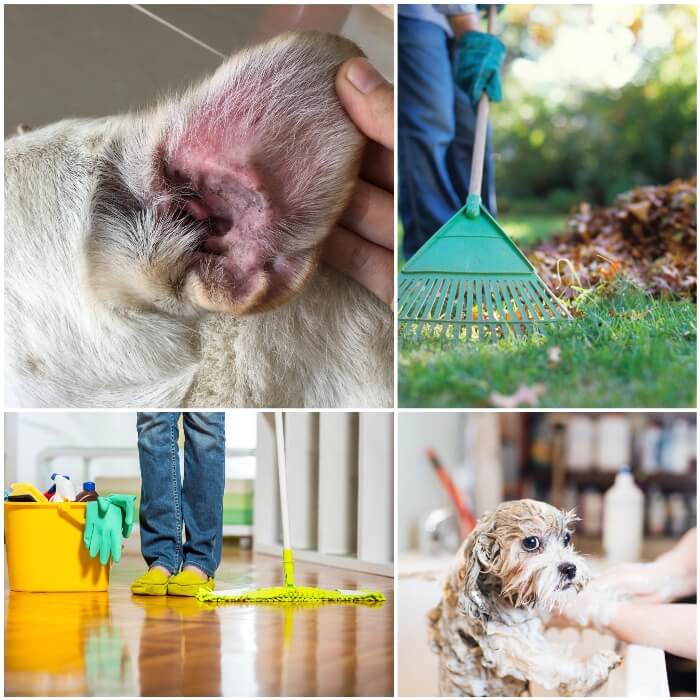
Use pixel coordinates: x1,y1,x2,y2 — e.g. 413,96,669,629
5,501,109,592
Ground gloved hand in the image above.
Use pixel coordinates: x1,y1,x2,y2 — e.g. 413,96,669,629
476,4,505,14
454,31,507,108
83,494,136,565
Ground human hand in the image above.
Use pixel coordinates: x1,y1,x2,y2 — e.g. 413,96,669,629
557,560,685,630
326,57,394,310
557,585,623,630
585,560,694,604
454,31,506,108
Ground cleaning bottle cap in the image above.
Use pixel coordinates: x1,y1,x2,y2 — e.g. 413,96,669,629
82,481,96,491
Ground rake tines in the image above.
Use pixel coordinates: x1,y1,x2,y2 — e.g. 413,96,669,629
398,274,570,342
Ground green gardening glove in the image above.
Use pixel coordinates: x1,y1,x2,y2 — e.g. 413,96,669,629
476,4,505,14
105,494,136,538
84,498,124,565
454,31,507,108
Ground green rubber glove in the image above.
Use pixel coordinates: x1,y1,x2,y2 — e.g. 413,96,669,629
454,31,507,108
105,494,136,538
476,4,505,14
84,498,124,565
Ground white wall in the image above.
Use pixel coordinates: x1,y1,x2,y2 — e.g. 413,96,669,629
5,411,257,487
397,412,465,553
398,413,505,554
254,412,393,573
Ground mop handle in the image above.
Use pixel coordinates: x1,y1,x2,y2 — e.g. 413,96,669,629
467,5,497,201
274,412,295,587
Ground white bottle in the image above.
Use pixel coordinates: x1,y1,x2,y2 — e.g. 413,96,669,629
660,419,689,474
603,467,644,564
49,473,76,502
566,416,594,471
596,417,631,471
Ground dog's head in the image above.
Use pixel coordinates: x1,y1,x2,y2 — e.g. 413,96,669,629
457,499,588,620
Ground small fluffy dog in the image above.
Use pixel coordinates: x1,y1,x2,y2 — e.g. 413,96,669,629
5,31,392,408
429,499,621,697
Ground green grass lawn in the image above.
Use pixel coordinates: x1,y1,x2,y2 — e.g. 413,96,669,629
398,281,697,408
497,213,567,246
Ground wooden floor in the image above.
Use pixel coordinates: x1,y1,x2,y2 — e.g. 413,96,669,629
5,544,394,697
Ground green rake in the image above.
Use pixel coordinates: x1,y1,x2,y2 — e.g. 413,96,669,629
197,413,386,605
398,8,570,343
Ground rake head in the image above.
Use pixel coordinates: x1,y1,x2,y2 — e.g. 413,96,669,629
398,272,571,342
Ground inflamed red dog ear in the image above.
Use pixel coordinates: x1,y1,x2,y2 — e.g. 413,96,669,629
149,31,365,315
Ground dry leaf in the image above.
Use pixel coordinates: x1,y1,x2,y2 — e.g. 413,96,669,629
489,383,546,408
628,200,651,222
608,309,652,320
547,346,561,364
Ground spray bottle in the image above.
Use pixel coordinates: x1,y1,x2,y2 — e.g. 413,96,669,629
49,473,76,502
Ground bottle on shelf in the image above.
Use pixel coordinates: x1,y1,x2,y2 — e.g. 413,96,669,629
603,466,644,564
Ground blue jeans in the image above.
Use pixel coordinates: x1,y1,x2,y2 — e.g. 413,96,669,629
398,15,497,259
136,412,225,578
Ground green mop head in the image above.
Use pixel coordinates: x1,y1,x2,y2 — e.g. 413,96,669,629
196,585,386,604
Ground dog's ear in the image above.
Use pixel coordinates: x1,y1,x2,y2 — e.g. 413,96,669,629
426,604,443,653
139,31,365,316
563,508,580,530
456,512,499,623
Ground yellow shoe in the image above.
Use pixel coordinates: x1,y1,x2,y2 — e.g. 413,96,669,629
167,570,215,597
131,568,171,596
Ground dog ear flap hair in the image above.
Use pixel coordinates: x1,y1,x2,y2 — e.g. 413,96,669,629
457,511,499,627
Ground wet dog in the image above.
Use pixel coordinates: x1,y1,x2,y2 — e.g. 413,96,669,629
429,499,620,696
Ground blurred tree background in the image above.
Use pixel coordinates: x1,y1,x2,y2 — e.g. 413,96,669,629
493,4,696,217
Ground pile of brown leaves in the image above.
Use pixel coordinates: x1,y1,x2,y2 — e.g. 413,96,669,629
530,178,697,300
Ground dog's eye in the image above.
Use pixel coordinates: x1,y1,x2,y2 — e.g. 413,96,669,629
522,536,540,551
563,532,571,546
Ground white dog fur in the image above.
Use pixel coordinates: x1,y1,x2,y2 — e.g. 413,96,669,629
429,499,621,696
5,31,393,408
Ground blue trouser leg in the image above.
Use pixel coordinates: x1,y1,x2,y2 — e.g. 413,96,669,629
398,15,496,260
136,412,182,574
181,412,225,578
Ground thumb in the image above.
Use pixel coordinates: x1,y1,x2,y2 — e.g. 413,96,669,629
336,57,394,151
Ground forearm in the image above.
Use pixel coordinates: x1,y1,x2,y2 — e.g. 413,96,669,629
655,528,696,574
607,603,697,660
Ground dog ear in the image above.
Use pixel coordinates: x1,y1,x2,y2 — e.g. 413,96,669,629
563,508,580,530
456,512,499,624
143,31,365,316
426,604,443,653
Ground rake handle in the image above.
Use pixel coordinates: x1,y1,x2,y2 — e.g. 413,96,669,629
468,5,497,200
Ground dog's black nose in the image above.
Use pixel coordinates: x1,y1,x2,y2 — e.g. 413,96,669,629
559,562,577,580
